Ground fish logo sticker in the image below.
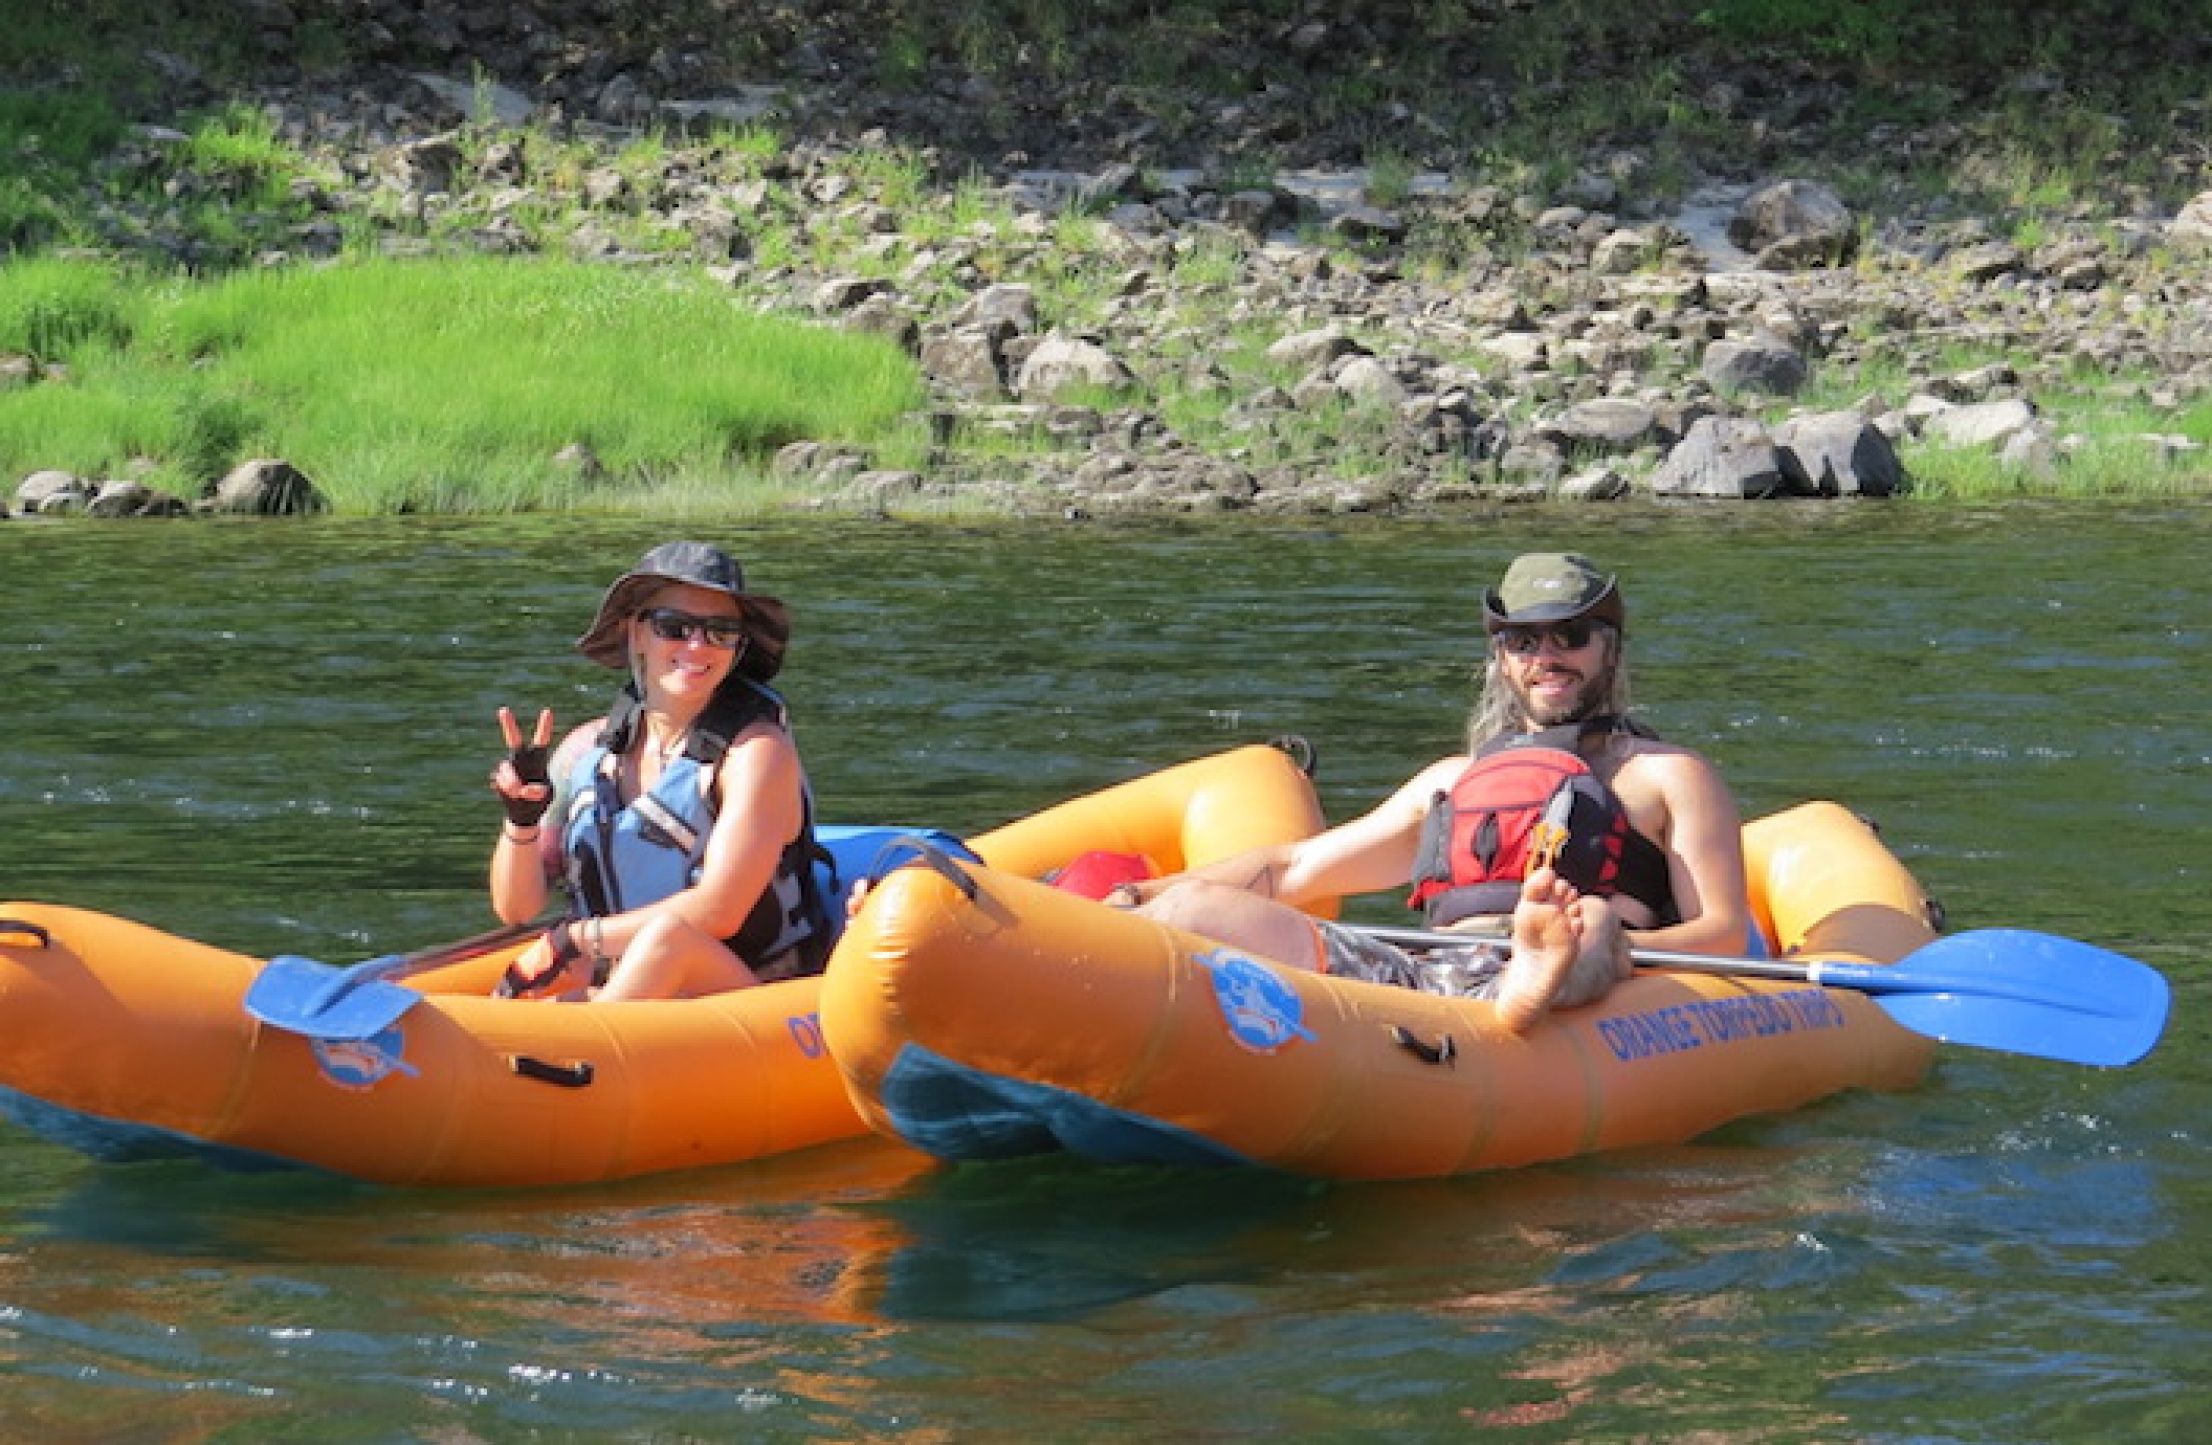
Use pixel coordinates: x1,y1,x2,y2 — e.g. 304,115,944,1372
1198,948,1315,1054
311,1025,420,1090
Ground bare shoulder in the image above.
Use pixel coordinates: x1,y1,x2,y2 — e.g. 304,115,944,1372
1396,755,1470,807
1616,736,1723,772
713,720,803,795
1338,755,1467,836
1609,737,1735,807
551,718,605,772
1415,753,1470,787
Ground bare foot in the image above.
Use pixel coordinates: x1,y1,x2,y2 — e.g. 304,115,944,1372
1492,866,1591,1034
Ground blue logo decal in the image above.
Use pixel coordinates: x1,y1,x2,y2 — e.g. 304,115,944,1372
1199,948,1315,1054
311,1025,420,1090
786,1011,827,1058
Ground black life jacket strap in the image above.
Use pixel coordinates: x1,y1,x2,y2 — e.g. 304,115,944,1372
597,677,786,764
1473,713,1655,761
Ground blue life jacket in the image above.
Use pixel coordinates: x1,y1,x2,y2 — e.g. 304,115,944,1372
560,679,835,975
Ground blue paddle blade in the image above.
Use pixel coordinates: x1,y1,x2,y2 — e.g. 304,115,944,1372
245,954,425,1041
1810,929,2171,1068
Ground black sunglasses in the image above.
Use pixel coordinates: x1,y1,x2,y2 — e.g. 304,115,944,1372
639,607,748,649
1496,619,1603,656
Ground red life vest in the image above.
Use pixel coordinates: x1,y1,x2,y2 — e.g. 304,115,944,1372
1406,719,1676,928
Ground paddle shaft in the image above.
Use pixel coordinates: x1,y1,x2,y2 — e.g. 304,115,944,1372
390,917,544,973
1353,923,1828,985
300,917,543,1004
1349,922,2113,1002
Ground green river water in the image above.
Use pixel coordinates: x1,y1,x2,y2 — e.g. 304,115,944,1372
0,505,2204,1440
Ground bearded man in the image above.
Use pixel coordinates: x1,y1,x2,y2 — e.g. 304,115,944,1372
1113,553,1750,1033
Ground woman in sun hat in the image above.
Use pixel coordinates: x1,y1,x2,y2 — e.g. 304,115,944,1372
486,540,833,1000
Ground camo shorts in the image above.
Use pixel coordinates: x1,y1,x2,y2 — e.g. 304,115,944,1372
1312,920,1511,999
1312,919,1618,1008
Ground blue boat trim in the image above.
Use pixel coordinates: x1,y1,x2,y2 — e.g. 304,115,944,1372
0,1086,311,1174
878,1043,1255,1169
813,825,981,949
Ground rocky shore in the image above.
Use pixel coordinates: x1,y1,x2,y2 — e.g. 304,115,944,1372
9,2,2212,518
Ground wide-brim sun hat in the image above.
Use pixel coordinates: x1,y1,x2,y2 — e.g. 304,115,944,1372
1481,551,1626,634
575,540,790,681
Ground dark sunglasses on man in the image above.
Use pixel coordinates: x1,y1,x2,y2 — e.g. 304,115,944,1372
1496,619,1604,657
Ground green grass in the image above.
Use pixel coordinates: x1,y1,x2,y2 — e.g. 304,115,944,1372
1772,343,2211,499
0,255,924,513
1901,437,2202,501
0,253,140,357
1908,391,2212,500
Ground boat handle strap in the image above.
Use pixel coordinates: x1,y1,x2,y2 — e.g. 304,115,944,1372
1389,1025,1456,1067
0,918,52,947
508,1055,596,1088
885,834,978,899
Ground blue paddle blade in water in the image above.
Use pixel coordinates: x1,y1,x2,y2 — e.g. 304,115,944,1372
1812,929,2172,1068
245,954,426,1041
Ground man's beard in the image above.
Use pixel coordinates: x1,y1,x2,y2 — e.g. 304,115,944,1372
1515,664,1606,729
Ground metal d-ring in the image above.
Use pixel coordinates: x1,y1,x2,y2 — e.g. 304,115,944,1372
1269,734,1319,777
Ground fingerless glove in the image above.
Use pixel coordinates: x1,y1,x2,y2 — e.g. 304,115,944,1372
502,743,552,827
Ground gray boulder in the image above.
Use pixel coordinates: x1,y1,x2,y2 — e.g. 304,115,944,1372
15,469,88,516
1651,416,1790,499
1774,412,1904,497
1729,179,1858,267
202,459,327,515
1701,334,1809,397
2171,190,2212,251
1921,398,2039,450
1014,335,1137,401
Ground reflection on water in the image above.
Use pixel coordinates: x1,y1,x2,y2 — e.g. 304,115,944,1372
850,1156,1325,1322
2,506,2208,1437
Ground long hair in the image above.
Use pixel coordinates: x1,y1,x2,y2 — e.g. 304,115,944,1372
1465,626,1634,751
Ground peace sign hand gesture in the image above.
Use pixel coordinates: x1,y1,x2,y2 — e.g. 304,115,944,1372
492,706,556,828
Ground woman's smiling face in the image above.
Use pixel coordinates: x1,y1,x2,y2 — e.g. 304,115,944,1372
632,582,747,699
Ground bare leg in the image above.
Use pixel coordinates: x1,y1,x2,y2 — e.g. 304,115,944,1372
1491,866,1627,1034
595,914,761,1001
1135,879,1326,971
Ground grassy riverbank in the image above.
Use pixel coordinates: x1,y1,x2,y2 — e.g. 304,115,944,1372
0,254,921,512
3,3,2208,514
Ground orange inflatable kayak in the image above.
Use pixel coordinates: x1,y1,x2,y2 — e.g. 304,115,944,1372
821,802,1944,1179
0,743,1326,1187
